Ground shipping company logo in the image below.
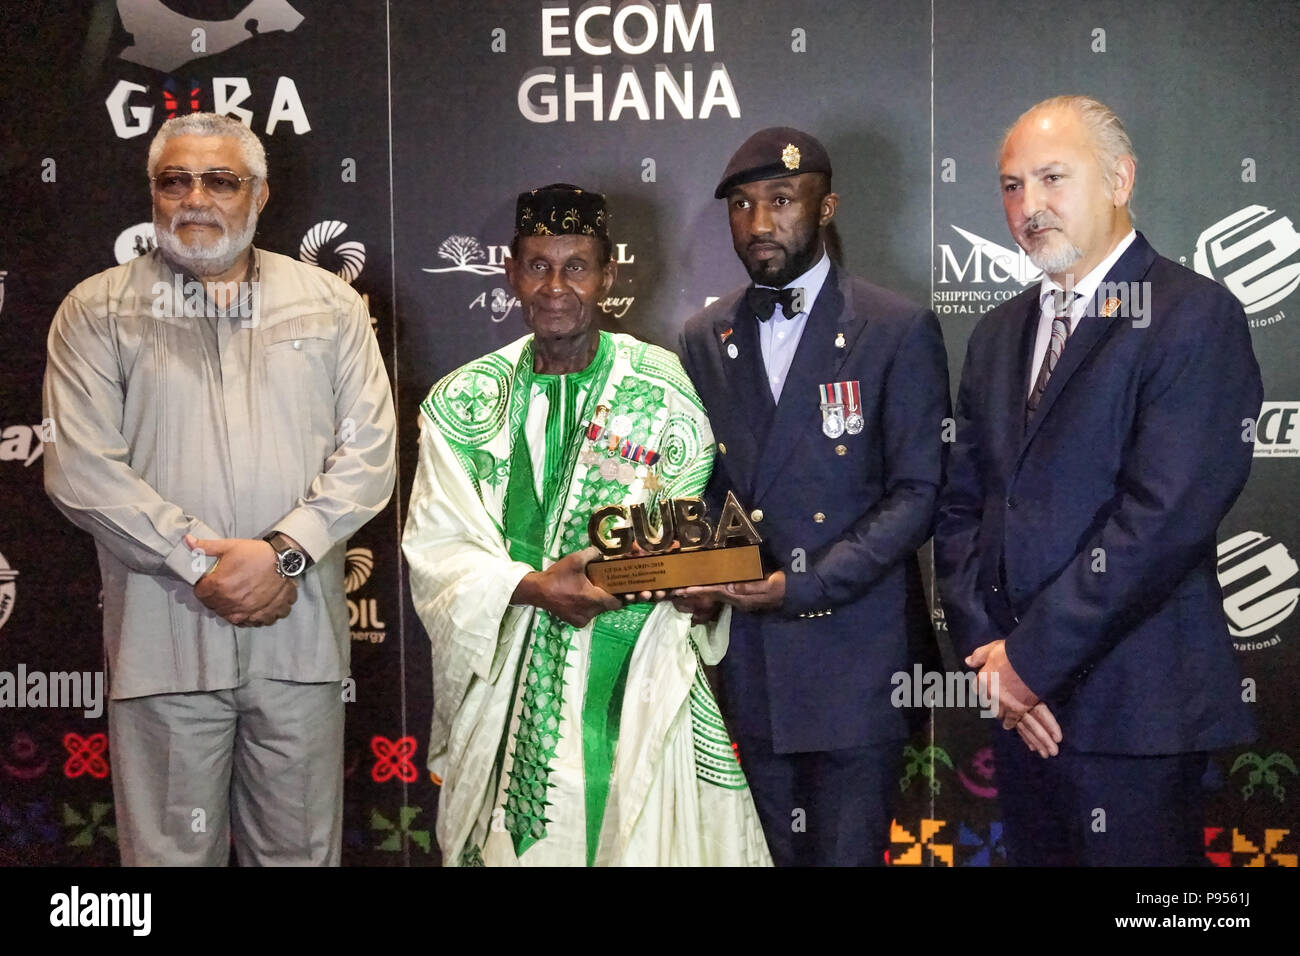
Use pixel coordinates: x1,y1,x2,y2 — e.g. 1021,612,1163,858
1194,205,1300,328
423,236,506,276
107,2,311,138
117,0,304,72
425,234,636,323
114,223,157,264
300,221,365,284
345,547,386,644
0,551,16,633
0,270,6,316
933,226,1041,318
1254,402,1300,457
1217,531,1299,649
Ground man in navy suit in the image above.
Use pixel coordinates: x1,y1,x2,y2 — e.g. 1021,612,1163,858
676,128,949,866
935,95,1261,866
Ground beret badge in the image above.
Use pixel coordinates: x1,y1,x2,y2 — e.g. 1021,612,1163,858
781,144,801,171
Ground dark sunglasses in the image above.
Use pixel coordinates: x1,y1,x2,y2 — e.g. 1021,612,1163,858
150,169,256,199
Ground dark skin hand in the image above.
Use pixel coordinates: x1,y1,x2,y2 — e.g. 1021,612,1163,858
512,546,623,629
670,570,787,622
186,534,299,627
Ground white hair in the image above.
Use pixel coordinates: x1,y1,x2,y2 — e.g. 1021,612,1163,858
1003,94,1137,219
147,113,267,197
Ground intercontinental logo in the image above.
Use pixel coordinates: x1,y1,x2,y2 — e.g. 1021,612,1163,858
423,235,506,276
424,233,637,322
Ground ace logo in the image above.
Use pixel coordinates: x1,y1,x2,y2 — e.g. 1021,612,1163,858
1253,402,1300,457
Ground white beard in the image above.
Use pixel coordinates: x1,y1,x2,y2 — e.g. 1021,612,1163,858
1026,235,1085,276
154,205,258,277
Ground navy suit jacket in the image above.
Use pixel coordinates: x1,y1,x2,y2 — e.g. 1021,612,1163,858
935,232,1261,755
679,264,950,752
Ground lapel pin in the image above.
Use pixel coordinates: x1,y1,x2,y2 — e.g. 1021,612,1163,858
726,342,739,359
1100,297,1123,318
835,332,846,349
720,327,733,343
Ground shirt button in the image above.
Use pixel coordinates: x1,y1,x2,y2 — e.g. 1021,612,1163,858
813,512,825,523
750,509,764,523
834,444,846,456
293,340,302,350
1006,496,1018,509
718,442,727,455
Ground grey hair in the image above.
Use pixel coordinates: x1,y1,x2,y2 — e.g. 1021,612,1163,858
1003,94,1137,220
147,113,267,196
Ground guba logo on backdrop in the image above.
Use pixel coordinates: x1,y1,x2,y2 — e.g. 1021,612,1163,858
932,226,1041,317
1216,531,1299,650
1194,204,1300,328
107,0,310,138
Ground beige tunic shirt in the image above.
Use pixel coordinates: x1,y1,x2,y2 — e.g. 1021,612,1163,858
43,248,396,699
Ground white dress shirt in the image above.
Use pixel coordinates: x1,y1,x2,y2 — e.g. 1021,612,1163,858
758,250,832,402
1027,229,1136,397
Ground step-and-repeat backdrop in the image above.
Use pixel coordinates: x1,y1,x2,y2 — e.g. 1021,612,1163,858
0,0,1295,866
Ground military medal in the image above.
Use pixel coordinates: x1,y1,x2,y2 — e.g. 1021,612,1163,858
843,380,864,435
599,458,619,479
616,462,636,484
819,382,846,438
578,447,600,466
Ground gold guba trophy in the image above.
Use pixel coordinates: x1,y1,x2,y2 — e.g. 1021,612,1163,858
585,491,765,592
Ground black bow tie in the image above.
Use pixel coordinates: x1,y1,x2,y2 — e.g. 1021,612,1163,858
747,285,805,321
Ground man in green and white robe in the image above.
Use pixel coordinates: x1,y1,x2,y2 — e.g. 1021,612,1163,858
402,184,770,866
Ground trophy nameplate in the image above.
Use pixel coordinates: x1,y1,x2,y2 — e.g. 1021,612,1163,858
585,491,764,592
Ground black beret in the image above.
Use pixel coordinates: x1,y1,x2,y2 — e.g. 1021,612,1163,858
515,183,609,240
714,127,833,199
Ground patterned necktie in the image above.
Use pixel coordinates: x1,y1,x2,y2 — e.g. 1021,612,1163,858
1026,290,1076,421
746,285,804,321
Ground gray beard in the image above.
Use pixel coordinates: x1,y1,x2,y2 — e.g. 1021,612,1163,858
1027,238,1085,276
154,207,258,277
